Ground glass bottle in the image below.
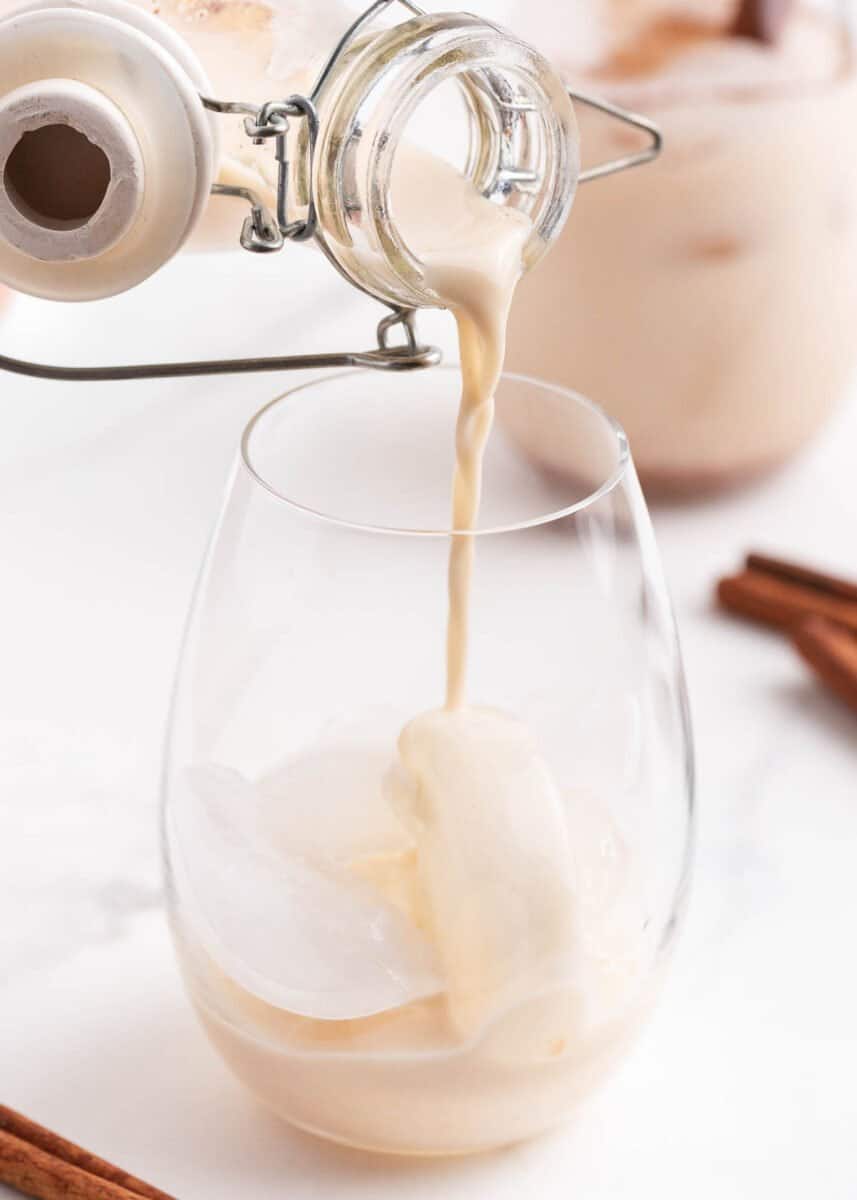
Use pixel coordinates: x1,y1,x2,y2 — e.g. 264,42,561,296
503,0,857,491
0,0,579,306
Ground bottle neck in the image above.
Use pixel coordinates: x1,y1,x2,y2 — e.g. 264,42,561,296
306,12,579,310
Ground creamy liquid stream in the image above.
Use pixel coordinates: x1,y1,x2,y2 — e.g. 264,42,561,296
375,148,582,1038
178,117,649,1159
390,149,532,710
445,314,497,711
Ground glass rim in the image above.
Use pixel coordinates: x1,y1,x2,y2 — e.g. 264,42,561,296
240,367,631,538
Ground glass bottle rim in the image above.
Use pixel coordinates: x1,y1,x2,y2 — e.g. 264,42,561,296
240,367,630,538
311,12,578,310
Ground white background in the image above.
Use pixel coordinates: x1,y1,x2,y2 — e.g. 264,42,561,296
1,235,856,1198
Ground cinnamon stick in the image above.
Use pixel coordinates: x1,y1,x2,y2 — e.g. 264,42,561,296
731,0,794,44
0,1107,175,1200
717,569,857,634
745,553,857,604
791,616,857,714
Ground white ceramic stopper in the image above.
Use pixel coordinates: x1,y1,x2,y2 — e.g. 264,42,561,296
0,79,144,262
0,2,219,300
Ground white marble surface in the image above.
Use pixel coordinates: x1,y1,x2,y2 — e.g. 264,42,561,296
1,250,856,1200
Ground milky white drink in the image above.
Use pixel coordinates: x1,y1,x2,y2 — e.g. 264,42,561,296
163,4,650,1156
504,3,857,491
171,141,655,1154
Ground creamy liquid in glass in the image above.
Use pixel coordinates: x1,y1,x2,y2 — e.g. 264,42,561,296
172,31,649,1153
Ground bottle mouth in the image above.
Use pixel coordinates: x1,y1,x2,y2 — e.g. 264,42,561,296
312,12,579,311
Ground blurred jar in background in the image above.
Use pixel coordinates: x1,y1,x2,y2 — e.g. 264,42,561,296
503,0,857,493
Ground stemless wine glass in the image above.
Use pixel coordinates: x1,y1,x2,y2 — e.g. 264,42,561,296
162,367,694,1157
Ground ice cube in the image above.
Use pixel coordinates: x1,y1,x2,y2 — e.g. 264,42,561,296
168,763,442,1020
